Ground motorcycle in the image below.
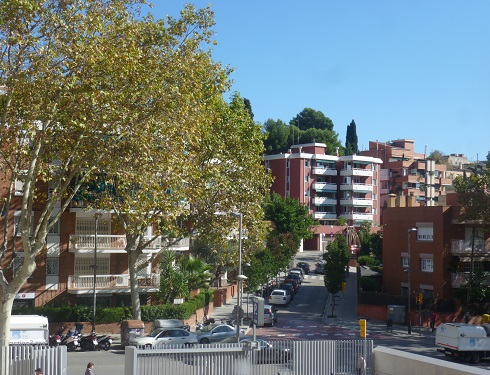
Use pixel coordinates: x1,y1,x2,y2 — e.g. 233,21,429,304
95,334,112,351
80,331,98,351
61,324,83,352
195,315,215,331
49,328,64,347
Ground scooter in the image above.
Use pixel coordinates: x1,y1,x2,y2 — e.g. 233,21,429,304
80,331,98,351
95,334,112,351
60,324,83,351
49,329,64,347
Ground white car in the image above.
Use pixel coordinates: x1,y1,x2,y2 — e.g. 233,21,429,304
129,328,198,347
269,289,291,305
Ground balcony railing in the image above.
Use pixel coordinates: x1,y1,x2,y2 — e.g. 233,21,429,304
69,235,190,253
450,240,488,255
67,273,160,291
313,212,337,220
340,212,373,221
451,271,490,288
312,167,337,176
313,182,337,191
340,198,373,206
340,168,373,177
313,197,337,206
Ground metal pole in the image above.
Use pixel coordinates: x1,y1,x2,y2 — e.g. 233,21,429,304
236,212,243,343
92,213,101,333
465,226,476,323
407,228,417,335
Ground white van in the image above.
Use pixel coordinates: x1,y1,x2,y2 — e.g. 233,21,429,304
10,315,49,345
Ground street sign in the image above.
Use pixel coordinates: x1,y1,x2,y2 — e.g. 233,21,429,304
253,297,259,325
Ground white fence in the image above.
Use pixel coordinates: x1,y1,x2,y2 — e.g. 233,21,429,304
125,339,374,375
0,345,67,375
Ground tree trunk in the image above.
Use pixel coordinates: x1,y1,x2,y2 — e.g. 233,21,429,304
129,250,141,320
0,292,15,372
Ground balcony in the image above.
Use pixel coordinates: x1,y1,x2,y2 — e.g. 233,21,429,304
313,182,337,191
450,240,488,255
313,212,337,220
451,272,490,288
69,235,190,254
313,197,337,206
340,183,373,193
340,212,373,221
67,273,160,293
340,198,373,206
340,168,372,177
312,167,337,176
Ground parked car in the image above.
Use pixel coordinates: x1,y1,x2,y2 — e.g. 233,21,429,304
269,289,291,305
263,304,278,326
129,328,198,347
279,282,296,299
296,262,310,274
197,324,243,344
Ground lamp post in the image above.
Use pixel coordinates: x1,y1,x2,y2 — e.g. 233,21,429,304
230,212,245,343
407,228,417,334
92,213,102,333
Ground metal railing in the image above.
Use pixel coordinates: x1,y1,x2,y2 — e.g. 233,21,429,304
0,345,66,375
125,339,373,375
68,273,160,290
69,235,190,252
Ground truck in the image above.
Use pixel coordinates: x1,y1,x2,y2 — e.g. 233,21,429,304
435,322,490,363
9,315,49,345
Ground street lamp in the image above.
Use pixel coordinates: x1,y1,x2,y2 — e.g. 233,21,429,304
230,212,245,343
407,228,417,334
215,211,245,342
92,213,102,333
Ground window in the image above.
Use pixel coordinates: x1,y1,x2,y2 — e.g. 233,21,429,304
48,217,60,235
14,211,33,237
373,179,377,186
13,256,23,276
304,175,310,182
416,225,433,241
46,258,59,276
305,160,309,167
401,257,409,268
373,194,377,200
421,258,433,272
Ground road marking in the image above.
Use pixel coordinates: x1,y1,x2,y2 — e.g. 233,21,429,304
277,334,286,337
306,333,315,336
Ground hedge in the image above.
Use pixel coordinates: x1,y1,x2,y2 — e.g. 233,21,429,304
12,289,214,323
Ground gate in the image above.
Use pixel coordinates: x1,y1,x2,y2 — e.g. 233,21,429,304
0,345,67,375
125,339,373,375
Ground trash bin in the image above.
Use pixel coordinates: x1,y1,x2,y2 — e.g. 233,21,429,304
121,320,145,347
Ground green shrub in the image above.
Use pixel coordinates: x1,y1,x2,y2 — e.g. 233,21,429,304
360,276,378,292
357,255,378,267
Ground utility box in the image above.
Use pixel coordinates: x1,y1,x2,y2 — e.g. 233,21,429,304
387,305,406,324
121,320,145,347
10,315,49,345
253,297,265,326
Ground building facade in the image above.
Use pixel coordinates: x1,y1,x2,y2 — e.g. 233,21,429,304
264,143,382,251
1,180,189,309
382,193,490,302
360,139,452,208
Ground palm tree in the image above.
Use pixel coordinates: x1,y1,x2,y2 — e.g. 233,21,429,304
179,255,212,292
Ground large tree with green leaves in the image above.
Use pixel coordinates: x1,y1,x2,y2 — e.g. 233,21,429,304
263,193,316,249
345,119,359,155
323,235,350,316
290,108,334,131
0,0,179,351
453,170,490,227
263,119,292,155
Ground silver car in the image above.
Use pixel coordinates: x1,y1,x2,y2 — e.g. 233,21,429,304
197,324,243,344
129,328,198,347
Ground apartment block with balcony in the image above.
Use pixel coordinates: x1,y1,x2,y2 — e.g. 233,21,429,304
264,143,382,251
360,139,452,207
2,178,190,309
382,192,490,302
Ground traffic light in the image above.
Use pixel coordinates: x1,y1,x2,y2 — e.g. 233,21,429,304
342,281,347,293
359,319,366,338
416,292,423,305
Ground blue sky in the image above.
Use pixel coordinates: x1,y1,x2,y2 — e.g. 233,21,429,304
150,1,489,162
